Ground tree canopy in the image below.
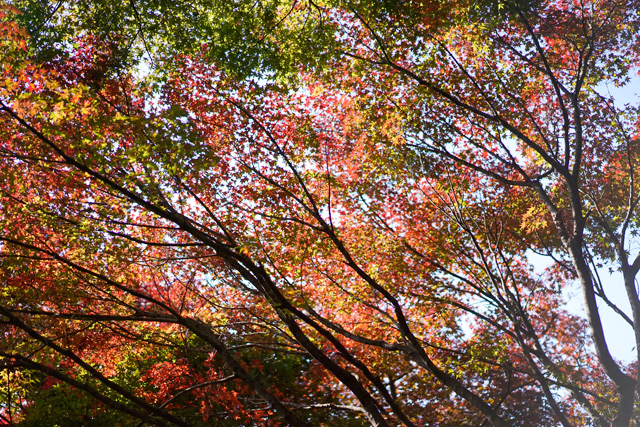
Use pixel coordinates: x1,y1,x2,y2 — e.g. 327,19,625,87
1,0,640,425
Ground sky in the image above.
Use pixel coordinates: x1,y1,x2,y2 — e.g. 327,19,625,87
595,75,640,362
535,74,640,363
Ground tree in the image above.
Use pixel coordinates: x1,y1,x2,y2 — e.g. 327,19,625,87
1,0,640,425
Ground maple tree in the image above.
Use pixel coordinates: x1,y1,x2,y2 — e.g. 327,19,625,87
1,0,640,426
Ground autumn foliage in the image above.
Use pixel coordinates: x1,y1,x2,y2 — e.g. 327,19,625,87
1,0,640,426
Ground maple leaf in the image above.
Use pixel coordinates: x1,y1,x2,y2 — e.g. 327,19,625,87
2,1,640,426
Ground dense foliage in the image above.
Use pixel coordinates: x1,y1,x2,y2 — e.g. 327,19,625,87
1,0,640,425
